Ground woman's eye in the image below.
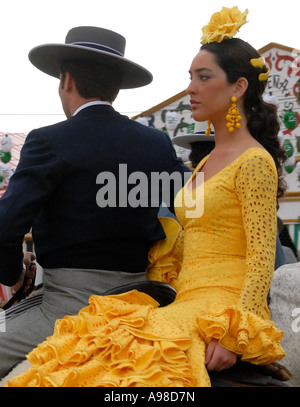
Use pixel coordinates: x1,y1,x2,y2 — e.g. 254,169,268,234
199,75,209,81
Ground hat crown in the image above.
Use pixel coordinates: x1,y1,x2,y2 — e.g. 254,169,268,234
29,26,152,88
65,26,126,57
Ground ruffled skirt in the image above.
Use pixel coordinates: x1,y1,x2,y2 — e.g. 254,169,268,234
6,287,285,387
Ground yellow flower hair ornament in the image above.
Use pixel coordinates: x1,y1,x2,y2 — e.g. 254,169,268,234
201,6,248,44
250,57,270,81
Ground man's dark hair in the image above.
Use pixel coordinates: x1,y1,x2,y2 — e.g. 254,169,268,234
60,59,122,103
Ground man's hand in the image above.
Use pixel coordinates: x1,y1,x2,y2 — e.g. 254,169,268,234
205,339,237,372
12,251,37,293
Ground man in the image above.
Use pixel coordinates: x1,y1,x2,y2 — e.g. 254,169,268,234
0,26,189,377
171,121,215,169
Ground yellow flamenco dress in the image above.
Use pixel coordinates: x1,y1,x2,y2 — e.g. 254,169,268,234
6,148,285,387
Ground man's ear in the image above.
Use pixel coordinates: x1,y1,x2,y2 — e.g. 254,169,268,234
63,72,74,92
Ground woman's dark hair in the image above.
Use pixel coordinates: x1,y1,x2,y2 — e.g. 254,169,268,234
60,59,122,103
201,38,287,199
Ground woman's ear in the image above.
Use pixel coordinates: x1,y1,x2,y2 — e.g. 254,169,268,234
234,77,249,100
234,77,248,99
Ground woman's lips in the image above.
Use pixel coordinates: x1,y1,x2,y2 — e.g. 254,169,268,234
190,100,200,108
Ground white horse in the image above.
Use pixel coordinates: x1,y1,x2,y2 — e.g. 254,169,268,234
269,261,300,386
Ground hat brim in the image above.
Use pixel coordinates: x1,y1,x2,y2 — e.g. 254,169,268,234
172,132,215,149
29,44,153,89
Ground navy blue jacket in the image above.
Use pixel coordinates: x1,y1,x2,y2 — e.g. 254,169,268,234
0,105,190,286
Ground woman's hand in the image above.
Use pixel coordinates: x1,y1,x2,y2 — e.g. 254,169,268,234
205,339,237,372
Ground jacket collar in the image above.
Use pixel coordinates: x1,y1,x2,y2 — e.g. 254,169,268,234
73,101,112,116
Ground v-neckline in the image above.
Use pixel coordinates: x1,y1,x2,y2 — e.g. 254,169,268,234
187,147,266,191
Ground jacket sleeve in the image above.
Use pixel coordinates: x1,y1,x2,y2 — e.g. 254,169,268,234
0,130,63,285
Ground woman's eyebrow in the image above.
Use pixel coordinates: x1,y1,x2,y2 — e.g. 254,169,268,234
189,67,214,75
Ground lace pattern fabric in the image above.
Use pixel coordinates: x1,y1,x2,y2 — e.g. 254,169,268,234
174,148,284,361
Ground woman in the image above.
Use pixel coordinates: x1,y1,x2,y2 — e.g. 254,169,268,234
6,7,287,387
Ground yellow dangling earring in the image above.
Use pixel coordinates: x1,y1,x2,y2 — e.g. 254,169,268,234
205,120,212,136
226,97,241,133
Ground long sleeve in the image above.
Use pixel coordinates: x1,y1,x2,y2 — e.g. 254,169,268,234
0,130,63,285
235,153,278,316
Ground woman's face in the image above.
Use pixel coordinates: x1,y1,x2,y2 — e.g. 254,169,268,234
186,50,234,123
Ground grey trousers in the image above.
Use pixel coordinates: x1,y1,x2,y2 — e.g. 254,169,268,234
0,267,147,379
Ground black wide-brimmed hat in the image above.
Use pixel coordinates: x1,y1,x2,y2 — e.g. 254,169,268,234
29,26,153,89
172,122,215,149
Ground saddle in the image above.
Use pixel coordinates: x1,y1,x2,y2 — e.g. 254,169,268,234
209,360,292,387
102,280,177,307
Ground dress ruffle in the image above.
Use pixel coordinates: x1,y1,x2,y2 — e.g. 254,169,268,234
6,291,195,387
197,305,285,364
147,217,183,290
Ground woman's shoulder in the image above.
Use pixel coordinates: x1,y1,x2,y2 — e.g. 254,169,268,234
236,147,275,167
234,147,277,179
